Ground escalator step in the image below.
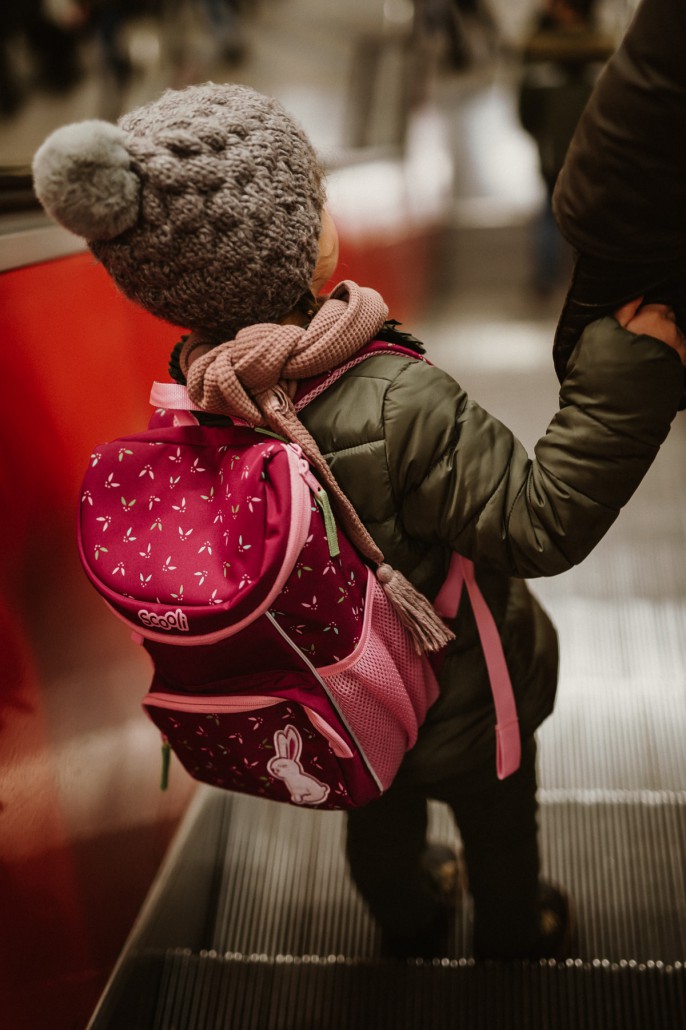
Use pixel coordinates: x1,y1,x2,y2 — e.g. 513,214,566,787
101,950,686,1030
204,792,686,963
88,789,686,1027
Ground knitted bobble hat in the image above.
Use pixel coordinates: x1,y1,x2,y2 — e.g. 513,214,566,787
32,83,326,336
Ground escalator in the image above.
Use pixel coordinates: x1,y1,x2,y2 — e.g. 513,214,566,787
87,736,686,1028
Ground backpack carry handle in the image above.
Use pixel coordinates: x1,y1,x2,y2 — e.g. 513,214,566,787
150,381,193,410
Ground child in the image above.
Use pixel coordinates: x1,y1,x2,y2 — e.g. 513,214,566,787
32,82,686,961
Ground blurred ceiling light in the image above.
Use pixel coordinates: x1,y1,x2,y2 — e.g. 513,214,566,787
383,0,414,28
126,21,161,69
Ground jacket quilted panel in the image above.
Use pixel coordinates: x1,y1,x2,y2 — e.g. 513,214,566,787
300,317,682,781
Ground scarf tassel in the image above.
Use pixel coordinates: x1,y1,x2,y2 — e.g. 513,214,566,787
377,563,455,654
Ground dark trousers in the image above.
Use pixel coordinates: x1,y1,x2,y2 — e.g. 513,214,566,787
346,738,540,958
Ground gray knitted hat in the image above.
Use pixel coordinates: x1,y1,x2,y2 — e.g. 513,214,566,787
32,83,326,336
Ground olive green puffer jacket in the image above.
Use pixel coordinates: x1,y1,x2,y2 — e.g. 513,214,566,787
299,316,683,785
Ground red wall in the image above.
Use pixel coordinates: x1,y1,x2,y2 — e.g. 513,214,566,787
0,253,195,1030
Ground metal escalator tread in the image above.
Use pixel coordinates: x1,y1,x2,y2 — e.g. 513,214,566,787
88,789,686,1029
205,792,686,964
101,949,686,1030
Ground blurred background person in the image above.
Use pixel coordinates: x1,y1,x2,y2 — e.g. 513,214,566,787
0,0,87,119
415,0,499,71
517,0,614,298
161,0,246,89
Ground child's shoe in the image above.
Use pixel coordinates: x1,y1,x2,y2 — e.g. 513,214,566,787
421,842,467,906
528,881,576,960
381,843,464,959
473,880,575,961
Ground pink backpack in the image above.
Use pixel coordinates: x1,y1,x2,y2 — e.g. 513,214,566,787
78,345,520,809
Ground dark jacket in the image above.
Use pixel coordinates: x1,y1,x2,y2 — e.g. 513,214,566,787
300,317,683,783
518,16,613,192
553,0,686,266
551,0,686,396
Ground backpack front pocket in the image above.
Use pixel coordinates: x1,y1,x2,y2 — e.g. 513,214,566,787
143,678,382,808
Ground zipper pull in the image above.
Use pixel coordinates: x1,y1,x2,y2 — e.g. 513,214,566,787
314,488,340,558
160,735,171,791
298,460,340,558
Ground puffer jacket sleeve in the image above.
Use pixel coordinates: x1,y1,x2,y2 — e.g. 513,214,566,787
393,317,682,577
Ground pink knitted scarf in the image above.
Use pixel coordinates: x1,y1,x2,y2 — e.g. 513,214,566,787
181,280,386,418
179,280,454,653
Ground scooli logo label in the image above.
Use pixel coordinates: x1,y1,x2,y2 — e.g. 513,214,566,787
137,607,189,632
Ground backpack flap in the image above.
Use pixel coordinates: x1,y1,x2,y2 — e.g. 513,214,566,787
78,423,313,642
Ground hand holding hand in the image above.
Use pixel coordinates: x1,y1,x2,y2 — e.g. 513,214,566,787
614,298,686,365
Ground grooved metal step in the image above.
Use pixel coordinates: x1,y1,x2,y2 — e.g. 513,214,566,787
88,786,686,1029
149,790,686,964
92,948,686,1030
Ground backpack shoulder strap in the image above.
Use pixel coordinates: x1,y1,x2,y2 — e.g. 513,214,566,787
294,339,430,412
296,342,521,781
435,555,520,780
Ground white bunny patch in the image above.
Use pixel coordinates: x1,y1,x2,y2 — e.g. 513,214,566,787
267,725,330,806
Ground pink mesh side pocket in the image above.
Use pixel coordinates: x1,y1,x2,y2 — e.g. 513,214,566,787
317,570,440,789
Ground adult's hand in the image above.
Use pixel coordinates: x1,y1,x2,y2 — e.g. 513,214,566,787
614,298,686,365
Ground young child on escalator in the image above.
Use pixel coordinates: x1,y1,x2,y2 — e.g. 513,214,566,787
31,82,686,960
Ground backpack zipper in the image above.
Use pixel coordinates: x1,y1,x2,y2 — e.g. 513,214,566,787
144,691,353,758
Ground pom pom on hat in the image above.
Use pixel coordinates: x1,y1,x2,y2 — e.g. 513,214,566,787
32,120,140,241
